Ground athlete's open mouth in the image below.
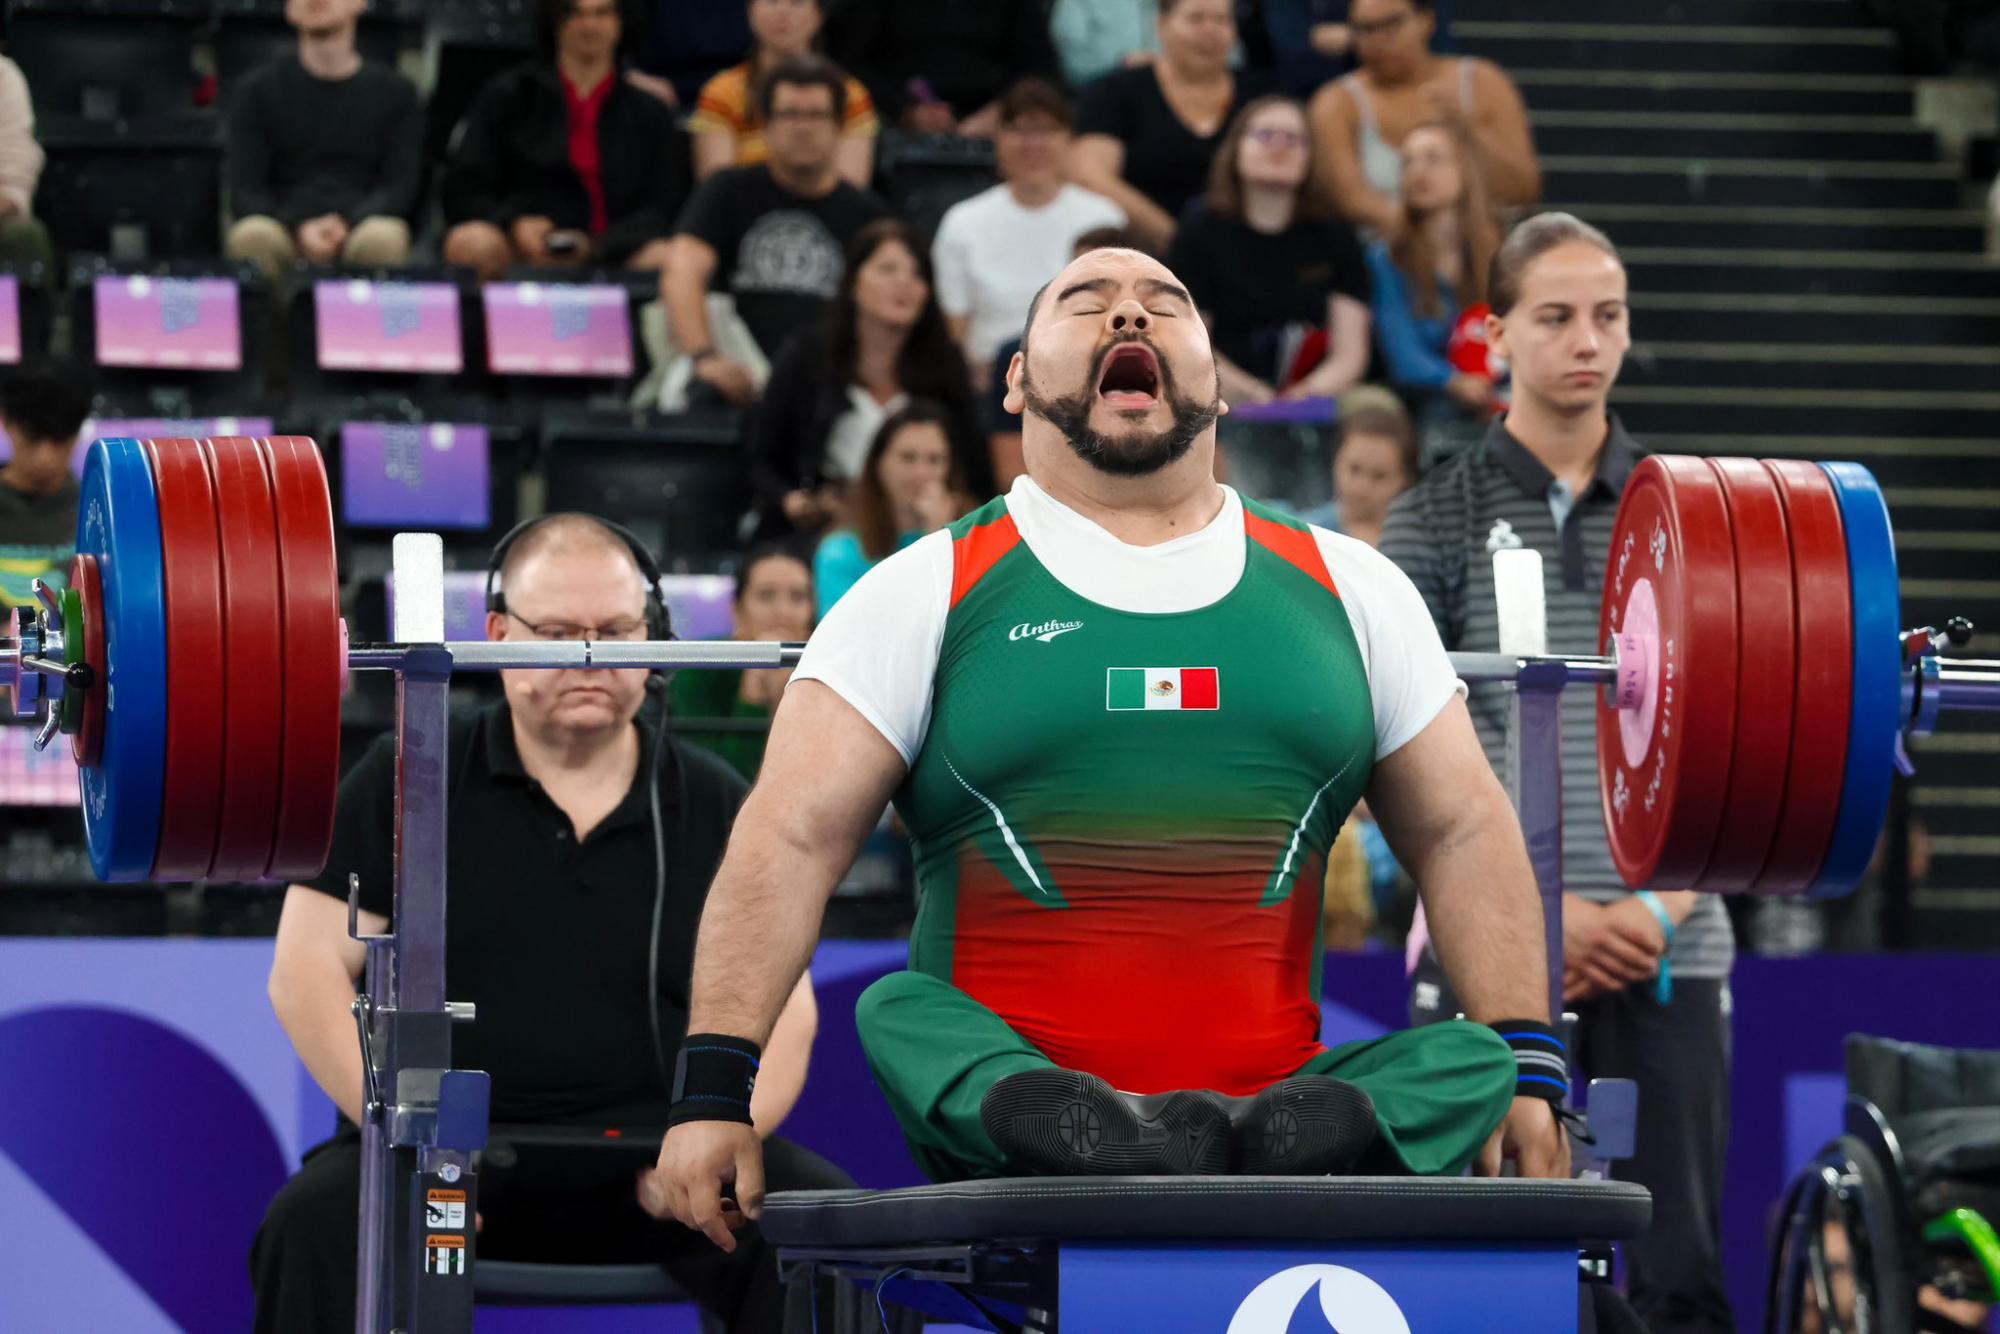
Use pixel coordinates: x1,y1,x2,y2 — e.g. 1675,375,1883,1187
1096,343,1161,411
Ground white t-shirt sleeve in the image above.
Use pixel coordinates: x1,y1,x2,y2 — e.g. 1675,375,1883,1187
931,205,976,319
1073,186,1127,231
1312,527,1465,760
789,529,955,766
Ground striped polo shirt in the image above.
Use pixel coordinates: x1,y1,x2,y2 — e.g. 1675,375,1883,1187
1380,416,1735,980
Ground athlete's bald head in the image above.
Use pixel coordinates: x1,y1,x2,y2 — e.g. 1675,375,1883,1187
1007,248,1221,478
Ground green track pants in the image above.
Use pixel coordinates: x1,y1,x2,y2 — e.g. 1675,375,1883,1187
855,969,1518,1182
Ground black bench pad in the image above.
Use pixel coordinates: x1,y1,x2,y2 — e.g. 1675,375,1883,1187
763,1176,1652,1248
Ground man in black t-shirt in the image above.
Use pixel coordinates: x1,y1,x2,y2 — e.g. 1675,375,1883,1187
249,516,846,1334
225,0,422,283
663,54,889,406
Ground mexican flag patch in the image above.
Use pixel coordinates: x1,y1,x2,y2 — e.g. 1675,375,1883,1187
1106,667,1219,711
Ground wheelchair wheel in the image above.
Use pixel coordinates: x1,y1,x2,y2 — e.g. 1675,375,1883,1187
1767,1136,1915,1334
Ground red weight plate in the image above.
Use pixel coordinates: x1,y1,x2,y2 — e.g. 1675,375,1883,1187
1755,460,1853,893
68,553,107,767
1696,457,1798,892
1596,455,1741,889
141,439,230,880
202,437,286,882
258,436,343,881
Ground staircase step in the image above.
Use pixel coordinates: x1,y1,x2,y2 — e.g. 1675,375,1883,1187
1515,69,1916,117
1628,293,2000,346
1641,435,2000,489
1456,21,1902,76
1623,341,2000,393
1543,156,1961,209
1613,386,2000,437
1533,110,1937,161
1454,0,1876,26
1622,247,2000,298
1578,205,1986,252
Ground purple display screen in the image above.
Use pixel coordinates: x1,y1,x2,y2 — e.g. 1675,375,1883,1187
339,422,490,531
0,416,276,477
482,282,632,377
314,279,463,373
0,724,81,807
0,275,23,365
94,275,242,370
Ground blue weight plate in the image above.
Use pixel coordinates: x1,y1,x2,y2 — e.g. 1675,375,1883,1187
1810,461,1901,899
74,438,169,881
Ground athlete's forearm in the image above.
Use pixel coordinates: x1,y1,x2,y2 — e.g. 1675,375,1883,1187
684,791,843,1045
1414,793,1552,1022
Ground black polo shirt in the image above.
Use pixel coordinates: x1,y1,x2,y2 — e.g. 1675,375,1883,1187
304,697,749,1123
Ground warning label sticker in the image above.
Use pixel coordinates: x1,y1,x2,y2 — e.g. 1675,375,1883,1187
425,1189,467,1229
425,1235,466,1276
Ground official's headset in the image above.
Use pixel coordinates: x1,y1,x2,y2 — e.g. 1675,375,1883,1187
478,514,688,1097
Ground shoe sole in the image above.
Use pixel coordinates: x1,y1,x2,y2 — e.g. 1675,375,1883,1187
981,1069,1232,1176
1235,1077,1378,1175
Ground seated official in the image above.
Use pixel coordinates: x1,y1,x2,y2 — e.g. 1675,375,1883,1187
648,248,1569,1247
251,515,847,1334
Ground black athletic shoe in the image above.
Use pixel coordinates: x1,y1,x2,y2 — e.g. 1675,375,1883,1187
1232,1077,1378,1175
980,1069,1233,1175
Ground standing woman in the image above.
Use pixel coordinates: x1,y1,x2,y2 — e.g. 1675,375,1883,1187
1067,0,1277,253
745,218,990,538
1166,94,1372,407
1366,120,1502,456
687,0,879,188
1307,0,1537,233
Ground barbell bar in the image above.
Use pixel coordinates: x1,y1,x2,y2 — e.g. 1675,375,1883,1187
5,437,2000,894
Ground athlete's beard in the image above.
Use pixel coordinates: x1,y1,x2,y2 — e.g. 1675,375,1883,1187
1021,336,1222,478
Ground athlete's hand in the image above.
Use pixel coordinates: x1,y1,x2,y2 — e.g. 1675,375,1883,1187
643,1121,763,1251
1475,1096,1570,1180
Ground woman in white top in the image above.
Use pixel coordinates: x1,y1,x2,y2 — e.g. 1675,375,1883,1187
1307,0,1539,233
932,79,1124,382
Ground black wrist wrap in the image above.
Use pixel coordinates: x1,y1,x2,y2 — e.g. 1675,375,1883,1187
1489,1018,1568,1103
667,1033,762,1127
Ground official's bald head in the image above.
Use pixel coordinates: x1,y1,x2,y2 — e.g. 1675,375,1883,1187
497,514,648,605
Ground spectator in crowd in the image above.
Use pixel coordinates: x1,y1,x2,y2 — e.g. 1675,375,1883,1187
983,224,1136,490
630,0,750,105
812,400,970,614
1308,0,1536,233
1049,0,1161,87
0,361,91,610
1166,94,1371,407
1296,400,1418,544
689,0,879,188
825,0,1060,138
664,55,891,407
933,80,1124,382
668,543,814,781
0,56,49,270
442,0,691,281
1069,0,1278,253
745,218,987,538
225,0,422,283
1366,121,1502,457
1385,213,1736,1334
